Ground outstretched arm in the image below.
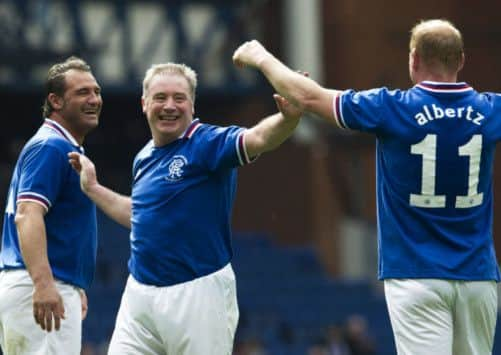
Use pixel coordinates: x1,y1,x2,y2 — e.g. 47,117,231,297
233,40,340,126
244,94,302,158
68,153,131,229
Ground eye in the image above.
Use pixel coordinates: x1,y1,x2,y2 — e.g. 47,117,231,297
153,94,166,102
77,88,90,95
174,95,186,103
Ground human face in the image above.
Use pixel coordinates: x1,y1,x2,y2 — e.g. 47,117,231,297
56,69,102,142
142,73,194,146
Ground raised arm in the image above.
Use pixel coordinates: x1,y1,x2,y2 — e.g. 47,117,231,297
244,94,302,158
68,152,131,229
233,40,340,126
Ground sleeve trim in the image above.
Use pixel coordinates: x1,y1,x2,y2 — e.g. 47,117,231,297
236,130,258,166
333,92,349,129
17,192,51,212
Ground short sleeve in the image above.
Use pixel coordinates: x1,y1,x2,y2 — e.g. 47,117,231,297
197,125,253,171
17,145,69,211
337,88,388,134
483,93,501,142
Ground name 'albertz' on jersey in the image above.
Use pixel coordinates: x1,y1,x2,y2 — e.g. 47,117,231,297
414,104,485,126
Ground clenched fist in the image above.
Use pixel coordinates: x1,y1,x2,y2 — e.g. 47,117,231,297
232,40,271,69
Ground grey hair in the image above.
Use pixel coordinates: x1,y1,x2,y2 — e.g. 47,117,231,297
142,63,198,102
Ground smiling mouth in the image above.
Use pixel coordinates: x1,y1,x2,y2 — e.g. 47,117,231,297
159,115,179,121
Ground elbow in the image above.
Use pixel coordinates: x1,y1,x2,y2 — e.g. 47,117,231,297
14,206,28,228
122,206,132,230
124,215,132,230
14,202,46,230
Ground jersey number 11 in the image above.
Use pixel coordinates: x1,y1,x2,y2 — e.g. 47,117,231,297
410,134,483,208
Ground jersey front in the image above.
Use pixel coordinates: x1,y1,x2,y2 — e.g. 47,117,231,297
334,81,501,281
129,119,254,286
0,119,97,289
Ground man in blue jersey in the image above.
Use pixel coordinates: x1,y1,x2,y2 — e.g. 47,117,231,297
233,19,500,355
68,62,303,354
0,57,101,354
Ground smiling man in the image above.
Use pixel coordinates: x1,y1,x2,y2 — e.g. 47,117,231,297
68,62,303,355
0,57,102,355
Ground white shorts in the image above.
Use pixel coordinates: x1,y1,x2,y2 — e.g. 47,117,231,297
0,269,82,355
384,278,497,355
108,263,239,355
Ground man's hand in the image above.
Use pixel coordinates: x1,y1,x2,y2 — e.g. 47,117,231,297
79,289,88,320
68,152,98,194
232,40,270,68
273,94,303,120
272,70,309,116
33,282,65,332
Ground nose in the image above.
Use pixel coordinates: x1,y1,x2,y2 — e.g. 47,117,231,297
162,97,176,111
88,92,102,106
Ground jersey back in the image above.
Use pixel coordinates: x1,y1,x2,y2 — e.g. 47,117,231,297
336,82,501,281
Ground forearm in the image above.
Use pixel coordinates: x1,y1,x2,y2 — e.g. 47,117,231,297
257,54,339,124
245,112,300,157
16,211,54,287
86,184,132,228
258,54,321,109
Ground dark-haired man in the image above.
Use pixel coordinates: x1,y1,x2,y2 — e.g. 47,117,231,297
0,56,102,354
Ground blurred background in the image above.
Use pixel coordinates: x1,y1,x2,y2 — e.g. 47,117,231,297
2,1,501,354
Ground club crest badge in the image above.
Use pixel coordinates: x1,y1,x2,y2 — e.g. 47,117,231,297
165,155,188,182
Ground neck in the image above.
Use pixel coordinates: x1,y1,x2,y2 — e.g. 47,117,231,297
414,70,458,84
48,114,84,145
152,134,177,147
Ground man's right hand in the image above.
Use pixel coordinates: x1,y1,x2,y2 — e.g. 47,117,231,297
232,40,271,69
68,152,98,194
33,282,65,332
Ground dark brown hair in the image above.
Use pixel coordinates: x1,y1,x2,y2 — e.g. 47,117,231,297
42,56,91,117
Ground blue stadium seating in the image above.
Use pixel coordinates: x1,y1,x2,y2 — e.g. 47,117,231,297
82,216,501,354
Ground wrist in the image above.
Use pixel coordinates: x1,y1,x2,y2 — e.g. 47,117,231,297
256,51,274,70
84,181,101,196
32,272,54,289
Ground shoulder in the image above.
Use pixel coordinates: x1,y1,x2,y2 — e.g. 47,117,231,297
22,133,73,161
134,140,155,162
189,122,244,142
477,91,501,104
342,87,405,101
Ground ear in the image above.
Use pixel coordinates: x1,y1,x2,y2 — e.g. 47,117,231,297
141,97,146,114
458,52,465,72
410,49,420,72
48,93,64,111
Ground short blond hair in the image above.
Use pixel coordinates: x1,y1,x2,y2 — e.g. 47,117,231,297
409,19,464,73
142,63,198,102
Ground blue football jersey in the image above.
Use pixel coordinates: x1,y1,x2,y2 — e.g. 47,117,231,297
1,119,97,289
335,81,501,281
129,119,254,286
